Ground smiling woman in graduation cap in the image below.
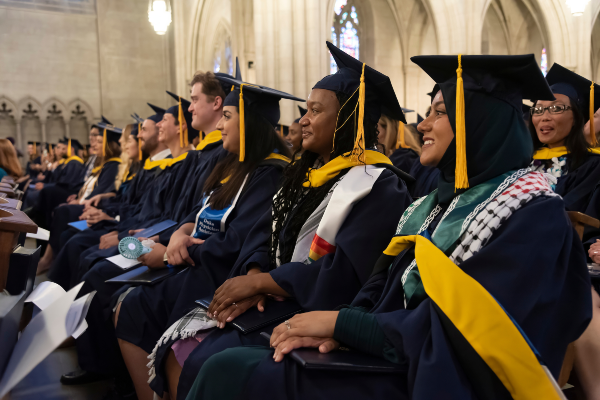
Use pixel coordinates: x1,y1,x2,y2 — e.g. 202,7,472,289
529,64,600,212
160,42,413,400
184,54,592,400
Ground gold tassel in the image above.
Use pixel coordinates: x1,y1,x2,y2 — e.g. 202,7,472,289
351,63,367,164
455,54,469,190
239,84,245,162
138,123,142,161
67,139,72,157
396,121,409,149
591,82,597,147
102,129,107,158
178,97,188,147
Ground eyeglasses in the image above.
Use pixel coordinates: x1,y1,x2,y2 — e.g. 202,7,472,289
530,105,572,116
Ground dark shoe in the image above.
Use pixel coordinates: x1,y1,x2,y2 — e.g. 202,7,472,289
60,369,112,385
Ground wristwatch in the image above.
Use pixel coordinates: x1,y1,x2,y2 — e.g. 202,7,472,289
163,252,169,265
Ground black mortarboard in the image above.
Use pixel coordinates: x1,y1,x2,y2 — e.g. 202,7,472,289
216,74,304,161
166,91,200,146
545,63,600,145
131,113,145,124
215,57,240,97
130,123,139,138
416,113,424,124
294,106,307,123
27,141,40,146
59,137,83,157
521,104,531,120
147,103,166,124
314,42,406,126
412,54,554,200
92,115,112,130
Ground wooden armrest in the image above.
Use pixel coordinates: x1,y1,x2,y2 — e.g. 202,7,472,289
567,211,600,240
0,198,22,210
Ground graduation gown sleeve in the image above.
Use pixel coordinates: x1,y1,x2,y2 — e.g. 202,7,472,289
269,170,413,311
86,161,120,199
556,153,600,212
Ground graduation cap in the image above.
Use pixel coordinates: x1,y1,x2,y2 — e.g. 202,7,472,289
95,122,123,157
92,115,112,131
215,75,305,162
59,137,83,157
215,57,241,97
380,106,413,150
166,91,200,147
294,106,307,123
545,63,600,146
147,103,166,124
131,113,145,124
521,104,532,120
412,54,554,192
315,41,406,164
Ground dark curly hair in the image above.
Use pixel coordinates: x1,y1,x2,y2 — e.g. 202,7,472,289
529,97,588,171
268,90,380,266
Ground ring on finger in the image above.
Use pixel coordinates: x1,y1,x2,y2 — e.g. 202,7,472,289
232,302,238,307
284,320,291,330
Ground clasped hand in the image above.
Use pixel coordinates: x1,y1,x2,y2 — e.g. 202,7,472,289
589,240,600,264
165,230,204,266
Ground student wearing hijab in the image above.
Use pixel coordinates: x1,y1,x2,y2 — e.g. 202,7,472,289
111,74,298,400
286,105,306,157
185,54,591,400
38,125,122,275
156,42,413,400
529,63,600,212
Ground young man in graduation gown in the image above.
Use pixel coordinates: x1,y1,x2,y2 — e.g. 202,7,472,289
48,108,169,291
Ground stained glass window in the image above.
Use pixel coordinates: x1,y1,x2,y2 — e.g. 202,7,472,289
540,48,548,76
213,37,233,75
331,0,360,74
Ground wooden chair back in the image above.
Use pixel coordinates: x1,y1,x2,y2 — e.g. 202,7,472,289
0,208,37,292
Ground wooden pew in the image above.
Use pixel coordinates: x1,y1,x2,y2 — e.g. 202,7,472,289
0,208,37,292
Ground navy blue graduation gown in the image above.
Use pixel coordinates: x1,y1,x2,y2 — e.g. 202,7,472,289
555,153,600,212
47,160,121,253
408,157,439,198
76,163,284,376
175,169,413,400
189,195,591,400
389,148,418,174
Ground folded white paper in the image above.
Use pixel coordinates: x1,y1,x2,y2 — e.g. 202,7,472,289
106,254,141,270
26,227,50,241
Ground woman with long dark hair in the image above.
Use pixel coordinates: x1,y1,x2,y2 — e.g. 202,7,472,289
529,63,600,212
185,54,592,400
111,78,298,400
153,42,414,400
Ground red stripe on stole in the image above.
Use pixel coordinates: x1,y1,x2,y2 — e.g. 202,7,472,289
309,234,336,261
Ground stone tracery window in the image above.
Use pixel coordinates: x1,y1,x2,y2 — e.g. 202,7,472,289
330,0,360,74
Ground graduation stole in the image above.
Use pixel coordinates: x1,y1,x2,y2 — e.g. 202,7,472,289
196,130,222,151
533,145,600,159
159,151,189,170
63,155,84,165
374,169,564,400
275,151,392,266
91,157,123,175
144,158,165,170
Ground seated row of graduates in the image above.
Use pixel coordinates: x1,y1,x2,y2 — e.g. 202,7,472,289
39,43,600,400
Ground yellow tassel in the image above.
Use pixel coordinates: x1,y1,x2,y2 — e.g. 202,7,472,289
239,85,245,162
396,121,409,149
67,139,72,158
178,97,188,147
102,129,107,158
351,63,367,165
591,82,597,147
455,54,469,190
138,123,142,161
